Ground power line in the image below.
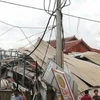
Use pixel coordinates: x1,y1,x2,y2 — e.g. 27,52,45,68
76,18,80,38
0,0,45,11
18,31,44,42
0,20,52,39
61,0,71,8
0,20,48,29
18,29,51,50
41,16,56,67
43,0,56,15
48,0,52,12
18,25,56,42
20,26,48,29
0,27,14,37
18,35,42,50
0,1,100,24
64,0,71,7
0,0,70,12
18,27,50,61
18,27,33,46
26,11,55,57
43,0,71,16
0,0,70,16
63,13,100,23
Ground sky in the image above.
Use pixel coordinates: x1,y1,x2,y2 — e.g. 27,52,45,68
0,0,100,49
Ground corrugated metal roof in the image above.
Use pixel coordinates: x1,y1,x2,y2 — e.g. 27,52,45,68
71,73,89,93
80,52,100,65
18,39,100,92
19,39,56,69
64,55,100,86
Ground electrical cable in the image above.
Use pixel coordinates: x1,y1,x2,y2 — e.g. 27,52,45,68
0,0,68,13
64,0,71,8
0,13,100,27
57,0,71,9
44,0,50,15
63,13,100,23
17,26,55,54
43,0,70,16
1,0,100,24
2,0,100,57
18,27,54,62
0,20,48,29
18,38,39,50
76,18,80,38
0,0,100,24
18,25,56,42
41,16,56,67
18,29,51,50
0,26,48,53
18,31,43,42
0,0,45,11
0,26,14,37
48,0,51,12
18,27,50,64
26,11,55,57
21,26,47,29
43,0,56,15
56,0,64,10
18,25,55,48
53,0,57,11
18,27,33,46
17,25,56,61
63,0,67,7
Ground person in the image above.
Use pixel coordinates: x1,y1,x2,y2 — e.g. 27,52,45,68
11,89,26,100
81,90,92,100
93,89,100,100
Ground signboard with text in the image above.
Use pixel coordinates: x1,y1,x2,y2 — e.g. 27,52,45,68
52,69,75,100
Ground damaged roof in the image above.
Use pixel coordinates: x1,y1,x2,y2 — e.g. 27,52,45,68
75,52,100,65
18,39,100,93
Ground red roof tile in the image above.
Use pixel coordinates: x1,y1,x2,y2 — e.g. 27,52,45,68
64,40,81,50
49,36,100,53
49,35,78,48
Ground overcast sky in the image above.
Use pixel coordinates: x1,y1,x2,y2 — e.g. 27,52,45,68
0,0,100,50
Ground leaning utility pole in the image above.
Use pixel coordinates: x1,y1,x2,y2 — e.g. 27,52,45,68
56,0,63,68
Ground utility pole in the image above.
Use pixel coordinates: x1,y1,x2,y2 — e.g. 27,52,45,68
0,63,1,100
23,55,26,85
56,0,63,68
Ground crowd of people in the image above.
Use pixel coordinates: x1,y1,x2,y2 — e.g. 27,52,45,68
10,88,100,100
81,89,100,100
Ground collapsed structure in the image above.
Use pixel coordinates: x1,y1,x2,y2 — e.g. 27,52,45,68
0,36,100,100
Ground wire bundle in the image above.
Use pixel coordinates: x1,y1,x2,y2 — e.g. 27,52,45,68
0,0,71,58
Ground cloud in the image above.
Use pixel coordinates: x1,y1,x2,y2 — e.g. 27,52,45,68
61,0,100,49
0,0,100,50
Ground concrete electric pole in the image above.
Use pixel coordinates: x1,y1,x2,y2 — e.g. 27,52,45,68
56,0,63,68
